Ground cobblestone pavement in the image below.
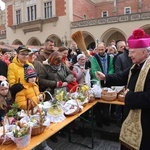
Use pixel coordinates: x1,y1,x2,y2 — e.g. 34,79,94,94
46,121,121,150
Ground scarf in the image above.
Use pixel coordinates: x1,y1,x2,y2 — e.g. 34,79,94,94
51,64,61,71
97,53,108,75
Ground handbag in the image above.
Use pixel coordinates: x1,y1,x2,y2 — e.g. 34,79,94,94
85,69,91,87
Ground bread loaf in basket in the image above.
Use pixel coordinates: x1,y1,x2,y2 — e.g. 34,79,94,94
101,88,117,101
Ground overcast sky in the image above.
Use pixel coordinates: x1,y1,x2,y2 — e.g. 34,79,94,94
0,0,5,10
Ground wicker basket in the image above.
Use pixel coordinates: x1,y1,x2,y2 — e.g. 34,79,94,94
27,99,46,136
101,89,117,101
0,117,13,145
118,94,125,102
89,96,95,103
0,136,13,145
65,105,80,116
88,89,96,103
69,84,89,105
31,125,46,136
64,99,81,116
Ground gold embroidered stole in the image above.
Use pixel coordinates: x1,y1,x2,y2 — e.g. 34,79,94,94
119,57,150,150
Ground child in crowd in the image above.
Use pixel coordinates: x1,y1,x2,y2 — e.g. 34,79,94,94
0,75,13,125
15,64,52,150
15,64,43,110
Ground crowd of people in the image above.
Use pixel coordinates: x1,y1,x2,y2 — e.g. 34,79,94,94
0,28,150,150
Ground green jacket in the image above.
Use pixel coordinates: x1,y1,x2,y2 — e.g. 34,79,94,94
90,54,114,82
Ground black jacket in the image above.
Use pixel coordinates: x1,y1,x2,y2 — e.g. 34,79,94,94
104,63,150,150
115,49,132,73
0,60,8,77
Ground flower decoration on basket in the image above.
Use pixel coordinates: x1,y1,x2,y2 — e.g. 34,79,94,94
79,84,89,96
7,103,19,121
13,121,31,149
13,122,30,138
71,91,87,106
78,84,90,105
55,89,69,102
101,87,117,101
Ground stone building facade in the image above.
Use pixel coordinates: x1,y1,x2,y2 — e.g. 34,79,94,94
0,0,150,48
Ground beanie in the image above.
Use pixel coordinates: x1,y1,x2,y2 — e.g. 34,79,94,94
24,65,37,81
77,54,85,61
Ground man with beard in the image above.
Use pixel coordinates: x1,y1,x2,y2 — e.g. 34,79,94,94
90,42,114,127
37,38,55,62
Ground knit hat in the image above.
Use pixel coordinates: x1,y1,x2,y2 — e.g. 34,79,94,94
77,54,85,61
0,75,9,89
128,28,150,49
24,65,37,81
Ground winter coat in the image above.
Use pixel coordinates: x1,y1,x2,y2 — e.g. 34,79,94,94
0,60,8,77
67,48,81,64
73,63,86,84
33,60,45,78
39,62,74,93
115,49,132,73
7,56,33,87
36,49,54,62
104,62,150,150
15,82,40,110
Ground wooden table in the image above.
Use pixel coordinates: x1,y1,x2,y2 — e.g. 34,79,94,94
0,101,97,150
97,99,124,105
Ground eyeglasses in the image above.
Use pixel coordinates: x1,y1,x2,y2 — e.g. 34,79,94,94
19,53,29,56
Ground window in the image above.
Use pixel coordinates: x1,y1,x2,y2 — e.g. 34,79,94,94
27,5,36,21
102,11,108,17
124,7,131,14
16,9,21,24
1,30,5,34
83,15,86,19
44,1,52,19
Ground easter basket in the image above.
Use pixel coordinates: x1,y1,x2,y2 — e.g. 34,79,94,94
31,124,46,136
13,123,31,149
88,89,96,103
118,91,125,102
47,103,66,123
0,117,14,145
27,99,46,136
38,90,53,111
117,87,125,102
69,84,90,106
101,88,117,101
0,135,13,145
63,99,81,116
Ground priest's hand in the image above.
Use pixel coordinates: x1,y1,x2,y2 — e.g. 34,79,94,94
96,71,106,80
